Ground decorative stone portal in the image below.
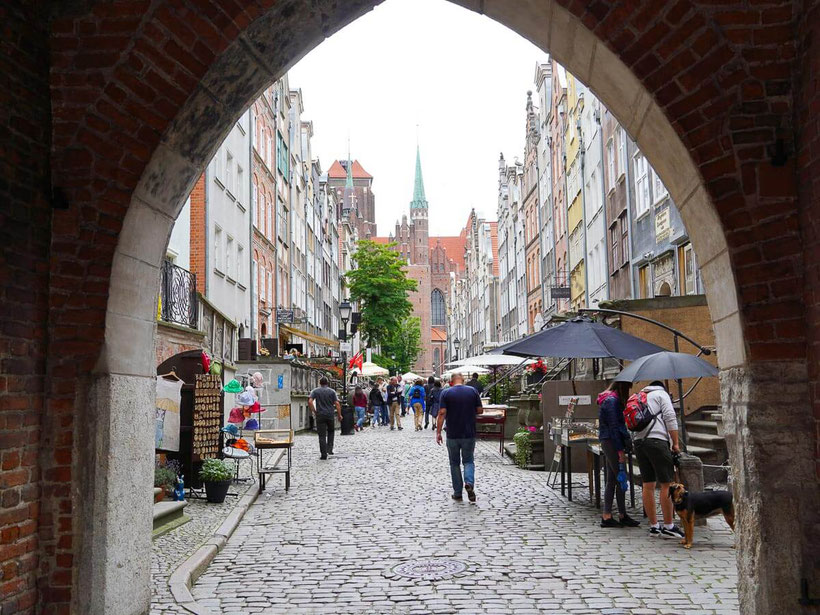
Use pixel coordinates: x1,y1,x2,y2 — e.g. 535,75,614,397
387,558,471,581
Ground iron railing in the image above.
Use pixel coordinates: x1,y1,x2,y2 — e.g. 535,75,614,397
160,260,198,328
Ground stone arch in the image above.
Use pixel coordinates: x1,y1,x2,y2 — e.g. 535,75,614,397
36,1,815,614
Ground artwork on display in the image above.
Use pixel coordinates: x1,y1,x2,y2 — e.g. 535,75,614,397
155,376,183,452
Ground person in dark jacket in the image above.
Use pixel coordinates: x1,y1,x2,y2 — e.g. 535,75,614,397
597,381,640,528
426,380,442,429
368,378,387,427
466,373,484,395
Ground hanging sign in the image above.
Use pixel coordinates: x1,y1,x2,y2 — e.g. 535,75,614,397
276,309,294,323
155,377,183,452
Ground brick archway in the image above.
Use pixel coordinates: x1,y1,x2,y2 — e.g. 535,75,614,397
1,1,817,613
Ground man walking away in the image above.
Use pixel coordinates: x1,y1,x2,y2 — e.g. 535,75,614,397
466,373,484,395
387,377,403,430
428,380,443,430
368,378,385,427
309,377,342,460
633,381,685,539
408,379,427,431
437,373,483,501
402,380,412,416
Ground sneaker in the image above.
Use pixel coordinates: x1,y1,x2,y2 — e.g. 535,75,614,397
465,484,476,502
451,494,463,501
398,427,403,431
390,426,395,431
600,517,622,528
320,455,328,460
619,514,641,527
328,451,334,456
649,526,661,537
661,525,685,539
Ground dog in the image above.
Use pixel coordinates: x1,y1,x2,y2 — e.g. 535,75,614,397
668,483,734,549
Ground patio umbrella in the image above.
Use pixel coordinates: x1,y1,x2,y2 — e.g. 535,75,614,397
502,317,664,360
442,364,490,378
448,354,535,367
358,361,389,377
401,371,422,382
613,351,718,382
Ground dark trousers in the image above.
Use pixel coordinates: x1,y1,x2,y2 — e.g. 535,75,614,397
601,439,626,516
316,414,335,458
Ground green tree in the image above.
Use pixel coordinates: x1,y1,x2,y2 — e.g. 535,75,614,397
379,316,422,374
345,240,417,347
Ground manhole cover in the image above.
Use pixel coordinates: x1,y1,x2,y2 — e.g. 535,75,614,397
389,558,469,580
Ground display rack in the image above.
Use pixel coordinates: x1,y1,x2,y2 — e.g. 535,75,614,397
193,373,222,457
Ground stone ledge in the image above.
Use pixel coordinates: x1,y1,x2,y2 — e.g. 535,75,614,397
166,489,258,615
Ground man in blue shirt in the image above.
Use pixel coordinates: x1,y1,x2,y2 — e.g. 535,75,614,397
436,373,484,501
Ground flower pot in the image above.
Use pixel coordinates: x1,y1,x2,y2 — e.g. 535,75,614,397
154,489,166,504
204,479,232,503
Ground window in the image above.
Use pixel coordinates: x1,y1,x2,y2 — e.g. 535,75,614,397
237,244,245,285
267,271,272,305
633,151,650,218
683,243,697,295
277,132,289,178
610,226,618,274
236,165,244,205
226,235,234,279
619,212,629,266
606,139,615,192
617,127,627,180
213,149,223,184
214,226,223,273
252,177,258,224
252,258,258,303
226,151,234,195
433,347,441,372
266,131,272,169
652,169,669,204
431,288,446,326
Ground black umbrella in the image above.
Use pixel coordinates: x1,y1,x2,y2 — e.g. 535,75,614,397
613,351,718,382
501,317,665,360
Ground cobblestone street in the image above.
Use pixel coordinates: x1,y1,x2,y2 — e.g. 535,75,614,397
150,426,739,614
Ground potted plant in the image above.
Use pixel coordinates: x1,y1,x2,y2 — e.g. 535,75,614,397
154,461,179,501
198,458,234,503
525,358,548,386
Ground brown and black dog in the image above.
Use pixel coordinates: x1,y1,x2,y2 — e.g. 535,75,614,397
668,483,734,548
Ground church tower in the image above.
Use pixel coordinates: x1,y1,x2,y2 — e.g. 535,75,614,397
410,145,429,265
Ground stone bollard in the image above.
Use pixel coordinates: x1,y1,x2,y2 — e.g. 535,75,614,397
676,453,706,526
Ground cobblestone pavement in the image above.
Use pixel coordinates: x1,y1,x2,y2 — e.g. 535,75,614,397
151,462,256,614
177,426,737,614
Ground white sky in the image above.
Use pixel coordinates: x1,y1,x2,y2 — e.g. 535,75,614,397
288,0,546,237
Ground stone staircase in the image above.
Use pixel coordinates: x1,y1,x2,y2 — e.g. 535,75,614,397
684,406,729,483
152,488,190,538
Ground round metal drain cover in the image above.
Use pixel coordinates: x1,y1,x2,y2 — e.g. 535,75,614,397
390,558,469,580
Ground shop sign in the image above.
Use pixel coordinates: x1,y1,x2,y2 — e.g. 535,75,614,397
551,286,571,299
276,309,294,323
340,341,352,353
558,395,591,406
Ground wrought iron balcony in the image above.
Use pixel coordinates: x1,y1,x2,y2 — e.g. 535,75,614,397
160,260,198,328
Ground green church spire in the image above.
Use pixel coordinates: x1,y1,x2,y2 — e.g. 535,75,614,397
345,141,354,190
410,145,428,209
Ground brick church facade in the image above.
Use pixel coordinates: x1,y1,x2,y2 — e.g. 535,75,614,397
375,147,466,376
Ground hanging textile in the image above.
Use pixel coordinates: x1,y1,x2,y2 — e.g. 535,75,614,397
155,376,183,452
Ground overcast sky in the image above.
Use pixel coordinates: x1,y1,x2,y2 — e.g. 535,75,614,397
288,0,546,237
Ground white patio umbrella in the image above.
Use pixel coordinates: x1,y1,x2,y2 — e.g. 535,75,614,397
357,361,389,377
442,364,490,378
401,371,422,382
448,354,535,367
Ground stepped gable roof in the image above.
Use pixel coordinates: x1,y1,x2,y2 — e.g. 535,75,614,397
429,236,466,272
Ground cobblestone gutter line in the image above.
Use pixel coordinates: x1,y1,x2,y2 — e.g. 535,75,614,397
167,489,258,615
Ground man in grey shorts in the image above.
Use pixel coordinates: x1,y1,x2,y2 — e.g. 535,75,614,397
633,381,684,539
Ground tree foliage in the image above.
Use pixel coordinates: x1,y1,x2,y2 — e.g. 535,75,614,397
379,317,422,375
345,240,417,347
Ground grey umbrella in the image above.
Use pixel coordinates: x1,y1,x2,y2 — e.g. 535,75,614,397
501,317,665,360
613,351,718,382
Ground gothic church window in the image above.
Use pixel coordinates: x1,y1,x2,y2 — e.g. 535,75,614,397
431,289,446,326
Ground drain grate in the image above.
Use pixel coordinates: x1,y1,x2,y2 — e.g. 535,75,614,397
387,558,470,581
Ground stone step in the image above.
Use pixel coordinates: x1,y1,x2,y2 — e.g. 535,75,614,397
703,411,724,422
152,500,190,538
686,420,720,434
687,431,725,445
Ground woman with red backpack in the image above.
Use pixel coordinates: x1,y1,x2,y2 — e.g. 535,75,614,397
597,381,641,528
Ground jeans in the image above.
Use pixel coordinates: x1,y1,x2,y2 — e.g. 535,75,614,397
390,402,402,428
316,413,335,458
446,438,475,495
377,405,389,425
601,439,626,516
354,406,366,429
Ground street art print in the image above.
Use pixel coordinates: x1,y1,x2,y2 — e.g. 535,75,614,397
155,376,183,452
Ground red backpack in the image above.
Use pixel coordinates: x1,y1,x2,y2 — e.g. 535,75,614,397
623,391,660,432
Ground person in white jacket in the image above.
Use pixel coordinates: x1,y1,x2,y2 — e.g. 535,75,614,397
633,381,684,539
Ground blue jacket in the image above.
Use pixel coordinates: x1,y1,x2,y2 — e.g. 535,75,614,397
407,385,426,410
597,391,630,452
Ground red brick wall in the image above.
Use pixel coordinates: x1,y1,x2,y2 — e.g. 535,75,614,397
189,174,206,294
0,3,50,613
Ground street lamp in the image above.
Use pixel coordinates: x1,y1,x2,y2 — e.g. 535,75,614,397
339,300,353,435
391,354,396,376
453,338,460,362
